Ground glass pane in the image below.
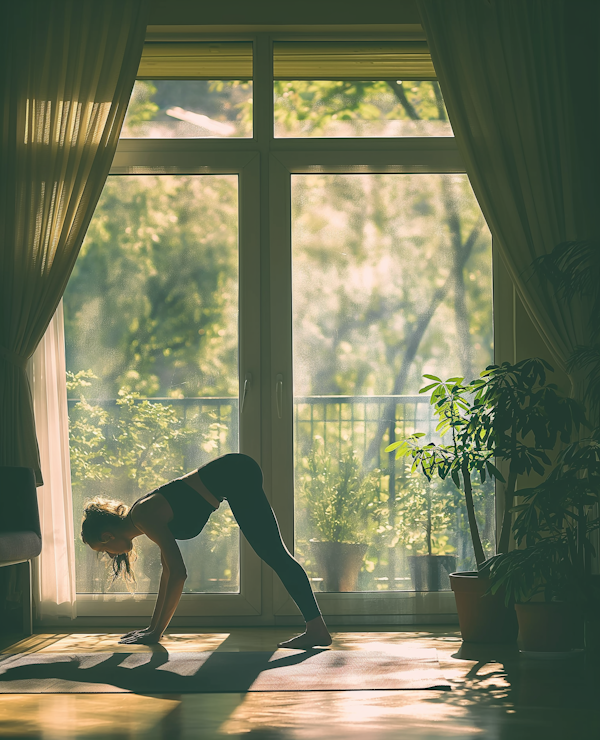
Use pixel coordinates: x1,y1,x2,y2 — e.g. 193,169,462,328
275,81,452,138
292,174,493,593
122,81,252,138
64,175,240,594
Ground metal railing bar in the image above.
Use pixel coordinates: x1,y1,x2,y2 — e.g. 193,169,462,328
67,394,430,406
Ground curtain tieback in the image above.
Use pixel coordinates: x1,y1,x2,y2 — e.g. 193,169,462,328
0,345,28,370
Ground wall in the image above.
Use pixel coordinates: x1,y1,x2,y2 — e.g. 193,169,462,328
147,0,422,27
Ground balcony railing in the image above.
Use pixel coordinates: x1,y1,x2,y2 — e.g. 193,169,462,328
67,393,437,471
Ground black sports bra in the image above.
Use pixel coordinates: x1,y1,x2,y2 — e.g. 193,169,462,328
132,478,216,540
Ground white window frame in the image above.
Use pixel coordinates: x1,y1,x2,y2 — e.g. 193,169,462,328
68,31,512,627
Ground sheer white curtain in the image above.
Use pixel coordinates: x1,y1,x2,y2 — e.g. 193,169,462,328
28,301,77,620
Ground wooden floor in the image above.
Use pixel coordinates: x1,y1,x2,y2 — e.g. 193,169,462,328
1,626,598,739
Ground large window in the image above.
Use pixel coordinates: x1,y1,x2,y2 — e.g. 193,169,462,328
64,37,494,623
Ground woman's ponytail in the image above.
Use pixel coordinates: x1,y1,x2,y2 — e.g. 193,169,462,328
81,497,136,583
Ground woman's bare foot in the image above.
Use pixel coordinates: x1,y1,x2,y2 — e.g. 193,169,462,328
277,616,332,649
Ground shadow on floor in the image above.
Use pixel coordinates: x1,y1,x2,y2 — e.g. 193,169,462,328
0,646,332,695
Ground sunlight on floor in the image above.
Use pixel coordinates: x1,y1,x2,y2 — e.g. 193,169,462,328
219,691,484,738
0,693,179,738
3,633,232,654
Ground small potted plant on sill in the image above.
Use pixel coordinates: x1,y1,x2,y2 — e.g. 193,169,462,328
394,471,457,591
298,445,382,592
486,426,600,655
386,359,584,642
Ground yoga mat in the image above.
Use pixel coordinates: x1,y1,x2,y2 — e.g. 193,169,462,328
0,649,450,693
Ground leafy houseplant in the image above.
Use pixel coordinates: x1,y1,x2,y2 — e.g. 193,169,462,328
386,359,584,641
486,428,600,651
298,446,382,591
480,240,600,651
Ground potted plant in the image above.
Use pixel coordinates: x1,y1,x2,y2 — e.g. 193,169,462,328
394,470,457,591
457,240,600,653
486,428,600,653
386,360,584,642
298,446,381,592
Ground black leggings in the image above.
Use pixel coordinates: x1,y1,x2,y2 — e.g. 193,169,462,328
198,453,321,623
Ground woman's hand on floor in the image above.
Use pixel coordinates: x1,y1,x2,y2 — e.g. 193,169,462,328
119,627,151,641
118,629,163,645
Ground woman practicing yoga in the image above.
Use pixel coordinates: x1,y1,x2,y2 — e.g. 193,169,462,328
81,453,332,649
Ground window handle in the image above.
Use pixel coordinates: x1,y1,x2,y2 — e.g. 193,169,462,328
241,372,252,414
276,373,283,419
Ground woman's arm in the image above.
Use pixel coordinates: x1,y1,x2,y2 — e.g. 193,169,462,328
119,502,188,644
149,553,169,631
150,559,187,637
119,559,168,641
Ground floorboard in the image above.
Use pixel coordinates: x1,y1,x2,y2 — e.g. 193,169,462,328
1,627,598,739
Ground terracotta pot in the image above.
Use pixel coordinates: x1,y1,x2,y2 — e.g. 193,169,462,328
515,602,583,652
309,541,368,592
450,571,518,643
408,555,456,591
